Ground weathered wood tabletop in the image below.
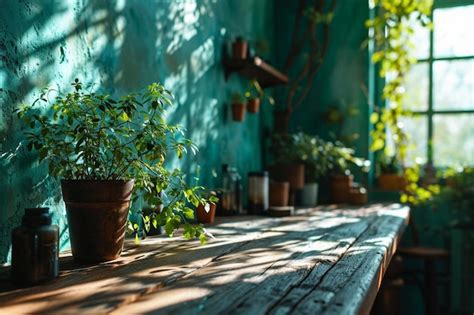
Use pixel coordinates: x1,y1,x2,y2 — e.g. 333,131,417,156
0,203,409,315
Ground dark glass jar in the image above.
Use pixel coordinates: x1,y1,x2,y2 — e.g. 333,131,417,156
11,208,59,284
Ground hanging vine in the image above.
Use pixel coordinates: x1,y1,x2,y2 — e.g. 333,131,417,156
366,0,432,162
366,0,439,205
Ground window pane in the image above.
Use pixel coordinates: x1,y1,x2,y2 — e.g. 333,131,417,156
433,60,474,110
400,116,428,165
434,5,474,58
411,20,430,60
433,114,474,166
403,62,429,111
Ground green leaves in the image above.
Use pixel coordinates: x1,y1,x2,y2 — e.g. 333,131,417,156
366,0,433,167
18,80,212,244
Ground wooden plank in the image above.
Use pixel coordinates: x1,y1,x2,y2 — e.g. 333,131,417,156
285,207,409,315
0,204,409,315
110,211,379,315
0,216,286,314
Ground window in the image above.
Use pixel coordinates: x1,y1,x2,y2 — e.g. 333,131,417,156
402,1,474,167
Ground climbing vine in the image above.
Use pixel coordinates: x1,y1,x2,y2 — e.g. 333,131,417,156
366,0,439,205
366,0,432,162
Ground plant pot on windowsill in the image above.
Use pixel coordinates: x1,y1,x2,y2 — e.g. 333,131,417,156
232,37,248,59
329,173,354,204
61,179,134,262
270,181,290,207
247,98,261,113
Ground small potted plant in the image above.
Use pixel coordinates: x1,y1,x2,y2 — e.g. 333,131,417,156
294,133,330,207
244,79,275,114
377,154,405,190
326,142,368,204
232,36,248,59
17,79,212,262
269,134,305,191
196,191,219,224
231,92,246,122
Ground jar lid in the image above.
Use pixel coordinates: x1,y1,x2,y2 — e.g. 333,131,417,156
23,208,52,227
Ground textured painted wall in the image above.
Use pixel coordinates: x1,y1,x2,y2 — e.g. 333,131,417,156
0,0,274,263
273,1,370,159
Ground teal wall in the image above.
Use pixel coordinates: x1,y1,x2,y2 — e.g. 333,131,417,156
273,1,370,160
0,0,274,263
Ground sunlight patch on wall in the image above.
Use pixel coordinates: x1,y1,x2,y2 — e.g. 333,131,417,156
166,0,200,54
191,37,215,83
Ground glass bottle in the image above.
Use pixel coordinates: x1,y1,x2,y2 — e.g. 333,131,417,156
248,171,269,214
11,208,59,284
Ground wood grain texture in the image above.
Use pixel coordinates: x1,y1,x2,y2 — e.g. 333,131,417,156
0,203,409,315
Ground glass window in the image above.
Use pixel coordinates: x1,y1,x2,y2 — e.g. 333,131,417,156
434,5,474,58
433,59,474,110
403,62,429,111
433,114,474,166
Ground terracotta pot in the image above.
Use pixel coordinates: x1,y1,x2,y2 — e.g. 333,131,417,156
61,179,134,262
270,181,289,207
231,102,246,121
329,174,353,203
247,98,261,113
232,38,248,59
271,163,305,190
196,202,216,224
349,187,368,205
378,173,404,191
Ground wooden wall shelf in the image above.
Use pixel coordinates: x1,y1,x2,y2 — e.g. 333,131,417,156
223,56,289,88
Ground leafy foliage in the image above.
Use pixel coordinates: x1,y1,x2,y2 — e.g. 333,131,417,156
436,167,474,225
271,132,369,180
366,0,432,163
16,79,213,243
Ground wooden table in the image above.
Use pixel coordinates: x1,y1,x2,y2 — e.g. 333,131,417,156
0,203,409,315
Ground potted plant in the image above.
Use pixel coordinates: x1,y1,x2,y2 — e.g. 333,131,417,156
232,36,248,59
377,154,405,190
294,133,330,207
269,181,290,207
196,191,219,224
16,79,212,262
269,134,305,190
231,92,246,122
326,142,368,203
244,79,275,114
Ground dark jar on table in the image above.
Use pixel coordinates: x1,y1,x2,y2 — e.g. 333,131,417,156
11,208,59,284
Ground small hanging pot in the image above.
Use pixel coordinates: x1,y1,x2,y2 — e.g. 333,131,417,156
247,98,261,113
232,102,246,121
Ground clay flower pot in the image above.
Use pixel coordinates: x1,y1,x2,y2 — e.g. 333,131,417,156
349,187,368,205
271,163,305,190
231,102,246,121
378,173,405,191
270,181,290,207
232,37,248,59
61,179,134,262
196,202,216,224
247,98,261,113
329,174,353,203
